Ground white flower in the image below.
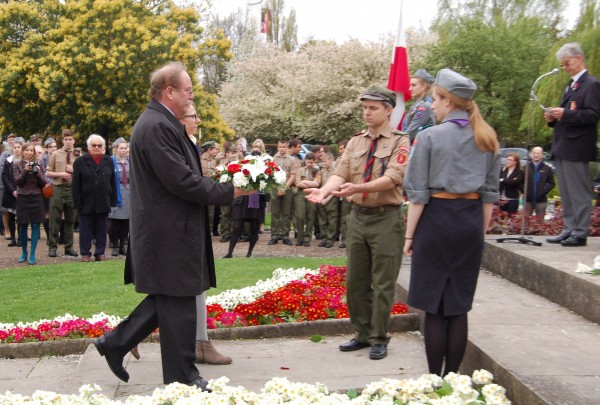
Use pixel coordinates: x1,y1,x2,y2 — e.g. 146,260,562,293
259,180,268,191
219,174,230,183
481,383,506,397
576,261,593,273
274,170,287,185
232,171,249,187
472,369,494,385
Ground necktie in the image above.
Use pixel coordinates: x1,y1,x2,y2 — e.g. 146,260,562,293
120,162,127,186
66,151,71,165
362,137,378,202
565,79,573,94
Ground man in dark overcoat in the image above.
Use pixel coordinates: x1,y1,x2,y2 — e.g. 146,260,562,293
93,61,251,390
544,42,600,247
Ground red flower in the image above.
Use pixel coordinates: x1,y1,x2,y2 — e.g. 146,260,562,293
227,163,241,174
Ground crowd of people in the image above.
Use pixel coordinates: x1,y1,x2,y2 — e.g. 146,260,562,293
1,41,597,389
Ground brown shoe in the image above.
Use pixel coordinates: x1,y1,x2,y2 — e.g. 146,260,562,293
95,254,105,262
195,340,232,365
130,345,140,360
81,256,91,262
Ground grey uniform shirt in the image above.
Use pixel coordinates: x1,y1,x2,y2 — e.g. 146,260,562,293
404,110,500,204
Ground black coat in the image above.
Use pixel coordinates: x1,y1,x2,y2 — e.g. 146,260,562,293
1,159,16,210
72,154,117,214
499,166,524,200
128,99,234,296
549,71,600,162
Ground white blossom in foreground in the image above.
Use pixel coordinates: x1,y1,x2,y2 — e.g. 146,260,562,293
0,312,122,334
0,371,510,404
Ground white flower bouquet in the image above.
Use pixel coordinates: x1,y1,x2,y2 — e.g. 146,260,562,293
212,155,287,193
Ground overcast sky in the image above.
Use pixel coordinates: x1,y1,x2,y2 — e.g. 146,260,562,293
211,0,581,44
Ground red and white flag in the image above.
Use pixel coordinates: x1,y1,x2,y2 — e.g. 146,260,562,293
387,0,411,129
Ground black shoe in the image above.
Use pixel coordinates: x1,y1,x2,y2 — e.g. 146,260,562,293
268,238,278,245
339,339,370,352
282,238,292,246
65,248,79,257
295,241,303,246
48,249,57,257
223,253,233,258
369,344,388,360
560,236,587,247
220,236,230,243
246,252,252,258
324,242,333,248
546,233,570,244
94,335,129,382
239,235,249,242
16,240,21,247
339,242,346,248
188,376,211,392
111,248,119,257
303,241,310,247
318,241,327,247
7,240,16,247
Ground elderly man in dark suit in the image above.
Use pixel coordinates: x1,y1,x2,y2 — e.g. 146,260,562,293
93,62,252,390
544,42,600,247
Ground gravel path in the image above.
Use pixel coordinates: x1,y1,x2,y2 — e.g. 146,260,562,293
0,228,346,270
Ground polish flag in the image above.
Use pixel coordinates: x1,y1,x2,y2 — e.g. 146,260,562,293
387,0,411,129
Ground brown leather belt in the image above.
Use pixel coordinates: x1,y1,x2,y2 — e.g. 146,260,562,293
432,191,480,200
352,204,399,215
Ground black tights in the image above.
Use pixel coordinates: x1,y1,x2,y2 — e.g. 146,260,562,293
424,311,468,376
227,219,259,257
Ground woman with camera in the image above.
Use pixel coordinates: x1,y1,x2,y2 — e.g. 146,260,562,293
14,142,47,265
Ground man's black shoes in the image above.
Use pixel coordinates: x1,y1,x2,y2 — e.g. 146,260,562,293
560,236,587,247
65,248,79,257
546,233,570,244
282,238,292,246
48,249,57,257
188,376,212,392
369,344,388,360
94,335,129,382
267,238,278,245
339,339,370,352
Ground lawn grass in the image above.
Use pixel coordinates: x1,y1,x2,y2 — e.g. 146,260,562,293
0,257,346,324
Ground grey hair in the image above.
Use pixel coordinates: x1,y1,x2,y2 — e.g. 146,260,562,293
148,61,187,99
86,134,105,149
556,42,585,61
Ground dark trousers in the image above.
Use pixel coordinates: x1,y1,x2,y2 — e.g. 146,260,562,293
48,185,76,250
103,294,199,384
110,218,129,249
78,213,108,257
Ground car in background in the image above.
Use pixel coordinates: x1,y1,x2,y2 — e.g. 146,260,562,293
499,147,555,169
299,143,314,160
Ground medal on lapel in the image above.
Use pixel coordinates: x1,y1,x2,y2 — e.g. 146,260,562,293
570,101,577,110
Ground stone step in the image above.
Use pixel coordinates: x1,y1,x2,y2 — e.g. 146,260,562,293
397,236,600,405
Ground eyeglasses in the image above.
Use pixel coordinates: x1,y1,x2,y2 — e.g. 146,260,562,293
90,144,103,148
173,87,193,95
183,114,198,120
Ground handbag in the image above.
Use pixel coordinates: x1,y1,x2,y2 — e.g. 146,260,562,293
42,183,54,199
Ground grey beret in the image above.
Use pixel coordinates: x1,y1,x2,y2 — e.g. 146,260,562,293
13,137,25,144
414,69,434,85
360,85,397,108
44,137,56,147
435,68,477,100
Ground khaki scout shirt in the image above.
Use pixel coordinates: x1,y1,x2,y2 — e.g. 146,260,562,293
334,128,410,207
47,148,74,186
320,166,334,185
294,165,321,189
200,151,217,177
273,154,298,186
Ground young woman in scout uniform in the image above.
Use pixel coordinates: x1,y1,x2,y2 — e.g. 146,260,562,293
403,69,500,376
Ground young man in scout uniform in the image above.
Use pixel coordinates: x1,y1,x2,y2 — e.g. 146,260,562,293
317,153,338,248
293,153,321,247
268,139,297,245
305,85,409,360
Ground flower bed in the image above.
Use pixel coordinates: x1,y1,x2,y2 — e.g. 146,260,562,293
0,265,408,344
0,370,511,404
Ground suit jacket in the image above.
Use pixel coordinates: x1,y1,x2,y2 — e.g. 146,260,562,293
499,166,524,200
72,154,117,214
129,99,234,297
549,71,600,162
